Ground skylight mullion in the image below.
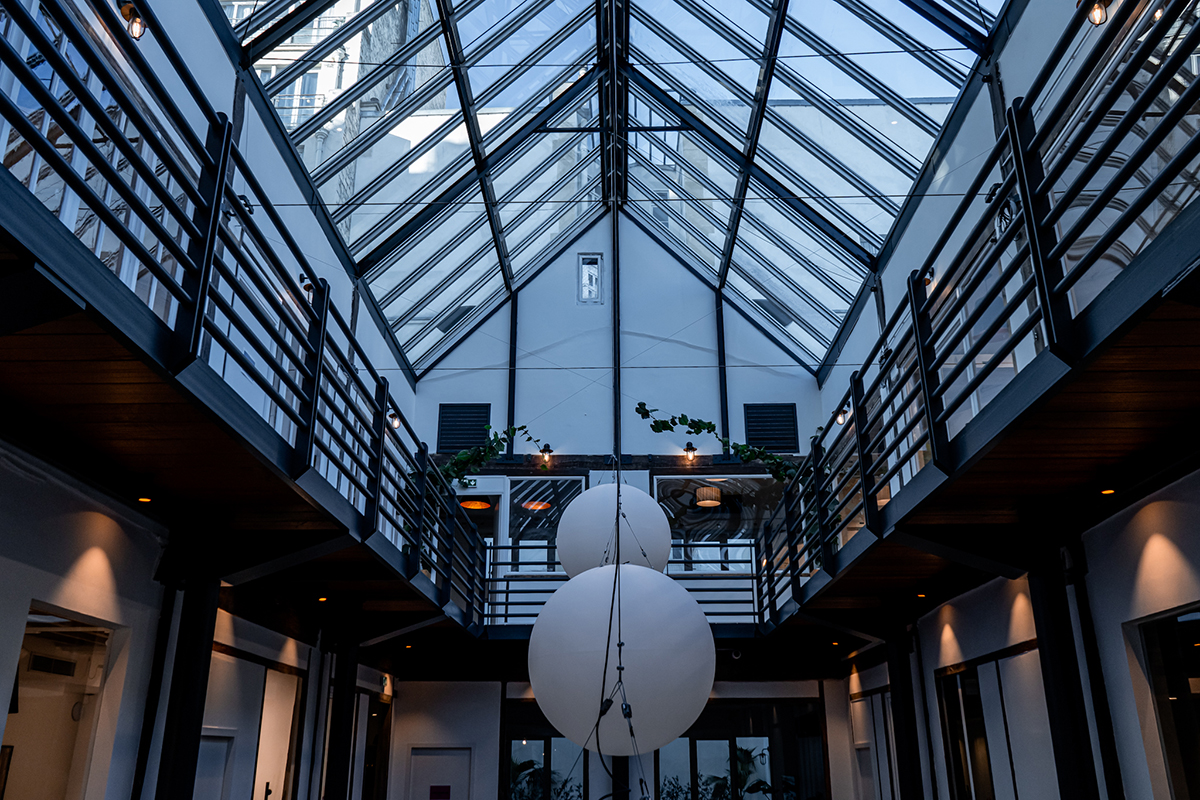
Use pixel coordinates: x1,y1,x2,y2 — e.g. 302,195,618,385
270,24,443,123
742,0,941,136
730,248,838,347
722,271,824,362
630,12,756,134
829,0,967,86
761,105,902,214
436,0,515,291
767,63,922,177
740,201,861,305
350,150,475,254
308,72,457,182
624,191,722,274
472,9,594,106
892,0,986,53
354,69,598,273
628,48,748,143
496,132,592,204
461,0,561,63
264,2,436,95
733,228,848,331
627,65,873,267
413,283,511,368
627,148,730,231
716,0,788,289
235,0,306,42
400,259,501,343
377,212,492,309
508,176,604,264
627,172,726,266
246,0,342,60
392,232,497,327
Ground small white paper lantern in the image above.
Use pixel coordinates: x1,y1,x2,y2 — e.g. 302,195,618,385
556,484,671,577
527,564,715,755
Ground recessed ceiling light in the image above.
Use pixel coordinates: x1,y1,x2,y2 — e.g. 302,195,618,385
137,497,152,503
1101,489,1115,495
522,500,552,511
405,644,412,649
831,641,839,646
318,597,327,602
917,593,926,598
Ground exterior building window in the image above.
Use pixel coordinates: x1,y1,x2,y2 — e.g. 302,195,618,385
936,665,996,800
503,700,589,799
579,254,603,304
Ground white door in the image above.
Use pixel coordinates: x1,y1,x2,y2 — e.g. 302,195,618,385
408,748,471,800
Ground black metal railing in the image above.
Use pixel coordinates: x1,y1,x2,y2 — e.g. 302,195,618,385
486,540,758,624
756,0,1200,624
0,0,487,625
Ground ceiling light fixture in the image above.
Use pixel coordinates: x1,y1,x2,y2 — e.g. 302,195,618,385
137,497,152,503
120,2,146,38
696,486,721,507
1101,489,1115,495
1082,0,1110,25
522,500,552,511
318,597,327,602
460,499,491,510
387,411,400,430
684,442,697,461
1154,6,1164,19
540,443,554,463
917,593,926,598
836,407,848,425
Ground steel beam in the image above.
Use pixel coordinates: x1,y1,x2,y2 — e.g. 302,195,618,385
718,0,790,289
894,0,987,54
628,67,873,268
246,0,341,62
435,0,514,291
356,68,597,274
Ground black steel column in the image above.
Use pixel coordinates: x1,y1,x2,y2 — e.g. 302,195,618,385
715,293,730,453
506,292,518,457
1028,553,1101,800
153,577,220,800
887,627,926,800
611,755,629,800
323,641,360,800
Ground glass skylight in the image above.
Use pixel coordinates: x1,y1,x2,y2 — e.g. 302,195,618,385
224,0,991,370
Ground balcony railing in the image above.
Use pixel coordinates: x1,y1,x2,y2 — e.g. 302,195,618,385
0,0,486,625
2,0,1199,634
756,0,1200,623
486,540,759,625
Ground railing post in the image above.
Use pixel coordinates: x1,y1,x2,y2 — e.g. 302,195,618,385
783,481,802,599
407,443,430,579
907,271,952,474
851,370,881,534
435,496,452,607
1007,96,1075,363
293,279,330,477
176,113,233,367
366,376,389,535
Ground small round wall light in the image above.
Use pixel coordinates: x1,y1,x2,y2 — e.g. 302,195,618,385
684,442,697,461
540,443,554,464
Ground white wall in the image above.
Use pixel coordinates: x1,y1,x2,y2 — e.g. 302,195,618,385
390,681,502,800
412,213,821,456
1081,467,1200,800
0,440,165,800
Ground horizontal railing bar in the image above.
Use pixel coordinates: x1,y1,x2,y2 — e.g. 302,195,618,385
203,324,306,426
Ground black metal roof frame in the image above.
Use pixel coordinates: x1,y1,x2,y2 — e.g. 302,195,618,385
225,0,993,370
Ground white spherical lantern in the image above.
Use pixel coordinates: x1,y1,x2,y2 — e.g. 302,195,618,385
556,484,671,577
528,565,715,755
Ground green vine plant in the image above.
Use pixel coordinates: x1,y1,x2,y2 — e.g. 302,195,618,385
635,401,822,485
440,424,547,486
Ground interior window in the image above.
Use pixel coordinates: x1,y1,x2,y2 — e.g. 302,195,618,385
1143,609,1200,799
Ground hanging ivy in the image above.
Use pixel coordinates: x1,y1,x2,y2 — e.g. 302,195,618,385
440,425,547,486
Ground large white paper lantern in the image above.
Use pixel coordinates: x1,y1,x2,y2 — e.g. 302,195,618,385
527,564,715,755
556,484,670,577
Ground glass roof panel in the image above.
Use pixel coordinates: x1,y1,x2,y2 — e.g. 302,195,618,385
237,0,995,371
723,268,825,364
401,270,507,360
629,23,753,139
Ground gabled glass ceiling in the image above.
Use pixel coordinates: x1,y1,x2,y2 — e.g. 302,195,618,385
223,0,996,369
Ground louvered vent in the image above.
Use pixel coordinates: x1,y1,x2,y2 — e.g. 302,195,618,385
744,404,799,453
437,404,491,454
